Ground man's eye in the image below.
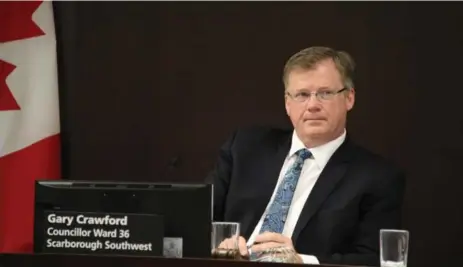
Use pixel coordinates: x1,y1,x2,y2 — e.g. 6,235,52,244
319,92,333,96
297,92,310,98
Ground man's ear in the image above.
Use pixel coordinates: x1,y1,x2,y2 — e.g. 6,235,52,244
346,88,355,111
284,94,291,116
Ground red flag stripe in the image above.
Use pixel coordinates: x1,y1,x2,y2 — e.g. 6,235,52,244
0,134,60,252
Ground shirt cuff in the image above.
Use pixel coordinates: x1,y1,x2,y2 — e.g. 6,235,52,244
299,254,320,265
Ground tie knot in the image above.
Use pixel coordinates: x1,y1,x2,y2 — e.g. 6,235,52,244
296,149,311,160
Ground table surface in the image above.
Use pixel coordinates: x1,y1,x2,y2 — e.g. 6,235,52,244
0,253,370,267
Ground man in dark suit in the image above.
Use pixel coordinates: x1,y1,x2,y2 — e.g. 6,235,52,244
207,46,405,266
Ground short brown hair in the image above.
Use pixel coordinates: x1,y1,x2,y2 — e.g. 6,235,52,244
283,46,355,89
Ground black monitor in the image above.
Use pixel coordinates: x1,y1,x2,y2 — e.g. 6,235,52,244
33,180,213,258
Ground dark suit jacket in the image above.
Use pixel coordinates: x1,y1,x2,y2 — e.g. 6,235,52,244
206,126,406,267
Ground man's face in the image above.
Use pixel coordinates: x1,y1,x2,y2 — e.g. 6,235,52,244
285,59,355,145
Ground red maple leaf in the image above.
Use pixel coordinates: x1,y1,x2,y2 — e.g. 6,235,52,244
0,1,45,111
0,1,45,43
0,60,19,111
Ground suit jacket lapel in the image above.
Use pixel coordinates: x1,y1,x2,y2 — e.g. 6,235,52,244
291,138,353,243
243,130,292,239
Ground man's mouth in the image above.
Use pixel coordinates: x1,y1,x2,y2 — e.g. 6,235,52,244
304,118,325,121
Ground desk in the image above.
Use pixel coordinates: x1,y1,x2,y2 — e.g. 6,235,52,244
0,253,367,267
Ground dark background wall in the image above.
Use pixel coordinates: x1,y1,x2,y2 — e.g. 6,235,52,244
53,2,463,267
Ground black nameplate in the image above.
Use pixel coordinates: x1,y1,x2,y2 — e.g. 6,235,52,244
39,210,163,256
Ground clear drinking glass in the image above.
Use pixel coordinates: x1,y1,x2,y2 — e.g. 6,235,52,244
211,222,241,260
380,229,409,267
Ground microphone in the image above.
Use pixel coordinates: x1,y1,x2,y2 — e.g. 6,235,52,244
160,156,181,181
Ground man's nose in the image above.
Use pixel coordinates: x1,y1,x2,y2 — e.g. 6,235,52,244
305,95,321,111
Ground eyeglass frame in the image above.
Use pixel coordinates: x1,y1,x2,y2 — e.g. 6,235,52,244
285,87,350,102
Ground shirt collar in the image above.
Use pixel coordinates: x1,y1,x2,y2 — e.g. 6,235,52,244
288,129,346,170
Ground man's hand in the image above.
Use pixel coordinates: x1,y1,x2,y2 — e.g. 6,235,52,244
218,236,249,257
250,232,303,263
251,232,294,251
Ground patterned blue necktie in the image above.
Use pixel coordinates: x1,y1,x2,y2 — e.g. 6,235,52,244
259,148,312,234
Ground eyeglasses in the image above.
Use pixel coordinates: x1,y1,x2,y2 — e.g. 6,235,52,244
286,88,348,102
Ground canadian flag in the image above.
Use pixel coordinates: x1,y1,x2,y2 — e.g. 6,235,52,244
0,1,61,252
